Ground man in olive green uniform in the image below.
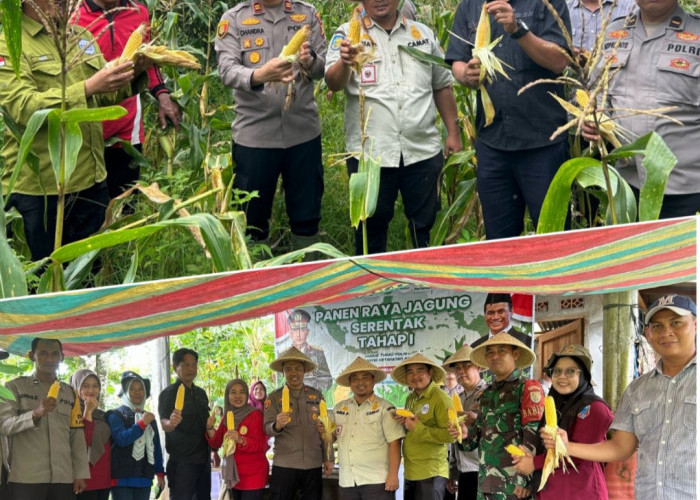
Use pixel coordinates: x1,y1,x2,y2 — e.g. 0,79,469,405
264,347,333,500
215,0,326,248
451,332,544,500
0,0,137,260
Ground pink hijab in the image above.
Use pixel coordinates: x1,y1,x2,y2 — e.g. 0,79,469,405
248,381,266,412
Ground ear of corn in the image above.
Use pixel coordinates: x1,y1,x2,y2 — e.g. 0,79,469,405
506,444,526,457
348,15,361,46
227,410,234,430
452,392,464,413
471,2,512,127
280,25,310,62
395,408,414,418
70,389,84,427
539,395,577,491
223,411,236,456
549,91,622,148
282,385,290,413
175,384,185,411
137,45,201,70
47,380,60,399
447,407,462,443
117,24,147,64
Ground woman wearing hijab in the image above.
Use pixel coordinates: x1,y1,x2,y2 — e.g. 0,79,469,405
106,371,165,500
206,378,269,500
248,381,267,413
70,369,112,500
512,345,613,499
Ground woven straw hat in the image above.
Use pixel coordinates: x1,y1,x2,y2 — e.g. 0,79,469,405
335,356,387,387
270,346,318,373
390,352,446,386
442,345,475,371
470,332,536,369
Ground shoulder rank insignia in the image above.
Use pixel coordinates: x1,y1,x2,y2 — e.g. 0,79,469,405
253,2,263,15
410,25,421,39
284,0,293,11
669,16,682,29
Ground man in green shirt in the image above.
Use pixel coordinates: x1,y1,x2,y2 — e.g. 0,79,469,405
0,0,137,260
391,353,455,499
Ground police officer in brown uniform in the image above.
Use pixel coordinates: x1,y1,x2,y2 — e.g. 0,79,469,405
215,0,326,248
264,347,333,500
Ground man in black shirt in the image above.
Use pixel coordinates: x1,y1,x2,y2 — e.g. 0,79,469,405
159,348,211,500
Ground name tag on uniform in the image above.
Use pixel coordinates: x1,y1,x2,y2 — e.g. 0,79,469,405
360,64,376,84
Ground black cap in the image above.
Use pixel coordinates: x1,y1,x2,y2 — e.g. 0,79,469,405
119,371,151,398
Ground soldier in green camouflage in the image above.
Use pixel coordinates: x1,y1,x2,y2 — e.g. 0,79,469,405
450,332,544,500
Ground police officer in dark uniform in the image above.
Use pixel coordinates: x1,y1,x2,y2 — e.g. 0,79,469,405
286,309,333,391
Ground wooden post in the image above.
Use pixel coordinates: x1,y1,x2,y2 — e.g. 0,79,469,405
602,291,636,411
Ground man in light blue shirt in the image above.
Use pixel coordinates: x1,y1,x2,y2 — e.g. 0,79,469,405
550,294,696,500
566,0,636,51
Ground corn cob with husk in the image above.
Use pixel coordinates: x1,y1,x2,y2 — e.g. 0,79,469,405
506,444,526,457
452,392,464,412
447,408,464,443
109,23,200,70
539,396,577,491
280,25,310,63
223,410,236,456
318,400,336,458
346,7,374,74
47,380,60,399
281,385,290,413
549,89,621,147
395,408,414,418
472,3,511,127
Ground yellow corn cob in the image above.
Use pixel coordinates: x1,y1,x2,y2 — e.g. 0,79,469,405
119,24,147,63
348,16,361,45
545,395,557,427
47,380,60,399
280,25,310,61
137,46,202,70
282,385,290,413
452,392,464,413
227,410,234,430
395,408,414,418
320,400,328,418
70,389,84,428
475,3,490,84
175,384,185,411
506,444,526,457
539,395,577,491
447,408,462,443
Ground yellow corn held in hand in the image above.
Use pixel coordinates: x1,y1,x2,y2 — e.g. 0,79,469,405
47,380,60,399
539,395,577,491
282,385,290,413
472,3,511,127
280,25,310,62
320,400,328,418
118,24,147,64
395,408,414,418
348,15,362,46
452,392,464,413
448,408,462,443
137,46,202,70
175,384,185,411
227,411,234,430
506,444,526,457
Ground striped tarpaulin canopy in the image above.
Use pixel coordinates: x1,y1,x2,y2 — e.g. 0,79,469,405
0,217,695,356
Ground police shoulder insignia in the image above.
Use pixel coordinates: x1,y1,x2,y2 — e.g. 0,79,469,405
264,399,272,409
609,29,629,38
241,17,260,25
217,19,230,39
308,393,318,400
669,16,682,28
284,0,293,11
315,11,325,37
578,405,591,420
255,37,265,47
290,14,307,22
243,38,252,49
249,51,261,64
253,2,263,14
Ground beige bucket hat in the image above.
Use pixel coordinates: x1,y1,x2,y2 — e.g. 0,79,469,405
269,346,318,373
442,345,475,371
335,356,387,387
390,352,446,386
470,332,536,369
544,344,593,379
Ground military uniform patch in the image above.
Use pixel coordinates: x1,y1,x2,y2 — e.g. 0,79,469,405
676,31,700,41
410,25,422,39
670,58,690,70
330,33,345,51
250,51,261,63
253,2,263,14
290,14,307,22
217,19,229,39
255,37,264,47
241,17,260,25
243,38,252,49
609,29,629,38
264,399,271,409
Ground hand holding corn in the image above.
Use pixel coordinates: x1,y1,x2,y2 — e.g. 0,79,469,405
538,396,577,491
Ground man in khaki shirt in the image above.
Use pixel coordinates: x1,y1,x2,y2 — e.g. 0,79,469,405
0,338,89,500
327,356,404,499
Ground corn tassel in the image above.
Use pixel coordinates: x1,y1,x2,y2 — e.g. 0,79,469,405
282,385,290,413
280,25,309,62
47,380,60,399
506,444,526,457
395,408,414,418
539,396,577,491
472,3,512,127
447,408,462,443
175,384,185,411
452,392,464,413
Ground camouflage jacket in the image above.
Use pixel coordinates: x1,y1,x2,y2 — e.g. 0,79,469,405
460,372,544,497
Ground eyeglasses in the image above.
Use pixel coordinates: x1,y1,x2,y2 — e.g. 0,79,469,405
550,367,582,378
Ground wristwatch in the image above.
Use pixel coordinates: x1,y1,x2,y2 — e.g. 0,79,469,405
511,20,530,39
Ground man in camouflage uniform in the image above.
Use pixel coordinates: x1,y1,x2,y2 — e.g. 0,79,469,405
451,332,544,500
286,309,332,391
264,347,333,499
